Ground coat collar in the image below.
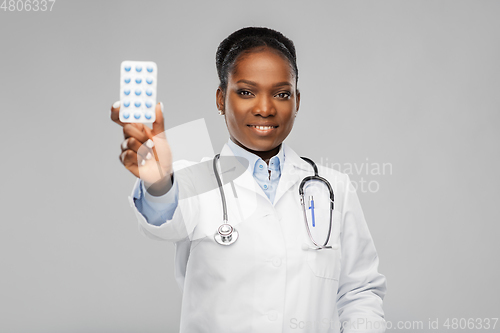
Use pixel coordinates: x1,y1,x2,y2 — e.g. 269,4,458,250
226,138,285,175
209,141,314,205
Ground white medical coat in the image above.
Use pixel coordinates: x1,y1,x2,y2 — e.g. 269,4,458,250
128,142,386,333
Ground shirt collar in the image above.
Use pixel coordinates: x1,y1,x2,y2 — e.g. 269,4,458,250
226,138,285,174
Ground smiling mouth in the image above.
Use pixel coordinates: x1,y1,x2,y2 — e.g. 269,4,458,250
248,125,278,130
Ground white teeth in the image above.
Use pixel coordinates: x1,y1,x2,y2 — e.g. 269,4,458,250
252,125,275,130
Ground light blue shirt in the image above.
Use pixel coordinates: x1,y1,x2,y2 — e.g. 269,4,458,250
132,138,285,226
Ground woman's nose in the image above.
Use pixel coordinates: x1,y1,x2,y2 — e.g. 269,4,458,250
252,95,276,117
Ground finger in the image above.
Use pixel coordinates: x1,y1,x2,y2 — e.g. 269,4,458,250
120,149,148,167
119,150,142,177
123,125,152,160
119,149,152,178
123,123,149,143
131,122,143,130
143,125,154,141
121,137,151,160
142,126,158,159
110,101,126,127
152,102,165,135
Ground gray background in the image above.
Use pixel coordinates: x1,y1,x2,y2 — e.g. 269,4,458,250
1,0,499,332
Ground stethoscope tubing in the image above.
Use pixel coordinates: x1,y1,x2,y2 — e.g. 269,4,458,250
213,153,336,249
213,154,228,224
298,157,335,249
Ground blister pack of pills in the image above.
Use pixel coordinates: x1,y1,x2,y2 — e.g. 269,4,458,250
119,60,157,123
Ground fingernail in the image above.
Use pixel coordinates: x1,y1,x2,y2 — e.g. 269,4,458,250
141,159,146,166
113,101,120,109
121,139,128,150
160,102,164,112
146,139,154,148
146,152,152,160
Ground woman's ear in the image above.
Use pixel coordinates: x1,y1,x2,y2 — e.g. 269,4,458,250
216,87,225,115
295,89,301,115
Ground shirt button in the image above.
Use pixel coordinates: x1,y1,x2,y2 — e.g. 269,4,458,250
272,257,282,267
259,164,264,169
268,310,278,321
263,184,268,189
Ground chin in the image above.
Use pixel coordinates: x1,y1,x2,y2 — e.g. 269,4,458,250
248,139,280,152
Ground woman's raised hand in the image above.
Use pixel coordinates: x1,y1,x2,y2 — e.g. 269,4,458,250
111,101,174,196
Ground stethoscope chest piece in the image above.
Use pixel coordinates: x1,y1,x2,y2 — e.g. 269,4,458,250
214,223,239,246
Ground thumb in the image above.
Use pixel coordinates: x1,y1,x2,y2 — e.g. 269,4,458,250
152,102,165,135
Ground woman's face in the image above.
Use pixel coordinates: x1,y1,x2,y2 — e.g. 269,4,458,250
216,47,300,159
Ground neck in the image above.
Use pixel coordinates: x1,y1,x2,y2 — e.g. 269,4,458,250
230,137,281,165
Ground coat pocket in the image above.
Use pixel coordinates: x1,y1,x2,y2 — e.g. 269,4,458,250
307,247,341,280
306,210,342,280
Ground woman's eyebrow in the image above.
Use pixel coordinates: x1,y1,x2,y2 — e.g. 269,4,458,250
236,79,292,87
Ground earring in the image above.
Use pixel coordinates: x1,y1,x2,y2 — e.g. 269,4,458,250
218,109,224,115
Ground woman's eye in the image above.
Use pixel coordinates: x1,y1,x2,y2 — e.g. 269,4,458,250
276,92,291,99
238,90,252,96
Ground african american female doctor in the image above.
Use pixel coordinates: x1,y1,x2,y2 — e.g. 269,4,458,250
111,27,387,333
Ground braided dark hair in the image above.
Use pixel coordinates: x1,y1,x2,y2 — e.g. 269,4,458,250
216,26,298,94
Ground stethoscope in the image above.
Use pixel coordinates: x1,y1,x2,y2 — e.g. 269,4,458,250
213,154,239,245
213,154,337,250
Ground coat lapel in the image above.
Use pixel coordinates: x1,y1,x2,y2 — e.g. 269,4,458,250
208,143,265,199
273,143,314,205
